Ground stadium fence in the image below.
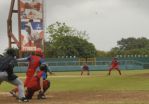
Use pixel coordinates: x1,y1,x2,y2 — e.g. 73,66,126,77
14,57,149,72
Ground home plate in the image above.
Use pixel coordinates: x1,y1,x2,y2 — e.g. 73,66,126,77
0,92,10,96
96,94,102,97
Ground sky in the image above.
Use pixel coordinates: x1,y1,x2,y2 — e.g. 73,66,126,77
0,0,149,54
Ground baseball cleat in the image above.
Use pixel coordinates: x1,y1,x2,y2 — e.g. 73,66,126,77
9,91,17,97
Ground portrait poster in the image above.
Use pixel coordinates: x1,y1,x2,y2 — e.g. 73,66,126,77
19,0,44,52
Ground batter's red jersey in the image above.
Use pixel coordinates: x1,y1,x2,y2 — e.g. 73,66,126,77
26,55,41,77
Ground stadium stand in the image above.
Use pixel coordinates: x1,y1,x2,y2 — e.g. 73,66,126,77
14,56,149,72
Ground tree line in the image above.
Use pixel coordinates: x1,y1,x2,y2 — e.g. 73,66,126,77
97,37,149,57
3,22,149,58
45,22,96,58
45,22,149,58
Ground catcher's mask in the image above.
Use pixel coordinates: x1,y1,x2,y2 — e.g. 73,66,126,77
40,64,47,71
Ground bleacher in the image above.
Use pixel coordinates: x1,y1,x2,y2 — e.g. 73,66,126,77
14,56,149,72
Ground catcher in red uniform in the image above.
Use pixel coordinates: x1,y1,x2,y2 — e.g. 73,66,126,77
108,57,121,75
25,63,50,99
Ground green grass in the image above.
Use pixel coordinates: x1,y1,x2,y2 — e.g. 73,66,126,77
50,70,149,92
1,69,149,92
1,69,149,104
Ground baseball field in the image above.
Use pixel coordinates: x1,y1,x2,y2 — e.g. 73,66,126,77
1,69,149,104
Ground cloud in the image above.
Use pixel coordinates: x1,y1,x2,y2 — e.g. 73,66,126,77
45,0,149,51
122,0,149,15
1,0,149,53
0,1,10,54
0,0,18,54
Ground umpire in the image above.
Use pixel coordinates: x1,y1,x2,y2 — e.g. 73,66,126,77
0,48,28,102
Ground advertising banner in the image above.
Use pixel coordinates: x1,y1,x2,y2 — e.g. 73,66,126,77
19,0,44,51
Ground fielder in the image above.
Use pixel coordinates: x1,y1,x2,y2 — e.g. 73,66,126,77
108,57,121,75
81,63,90,75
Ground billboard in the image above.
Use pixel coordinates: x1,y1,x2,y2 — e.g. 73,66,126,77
19,0,44,52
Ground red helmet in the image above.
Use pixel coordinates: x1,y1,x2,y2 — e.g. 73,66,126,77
35,48,43,56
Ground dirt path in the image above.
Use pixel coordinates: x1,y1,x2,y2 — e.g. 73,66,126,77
1,91,149,104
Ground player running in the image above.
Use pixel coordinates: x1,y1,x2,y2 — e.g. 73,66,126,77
108,57,121,75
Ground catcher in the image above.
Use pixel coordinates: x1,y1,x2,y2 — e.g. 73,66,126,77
25,63,50,99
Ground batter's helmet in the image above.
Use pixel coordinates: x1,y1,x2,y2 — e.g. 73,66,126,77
35,48,43,56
